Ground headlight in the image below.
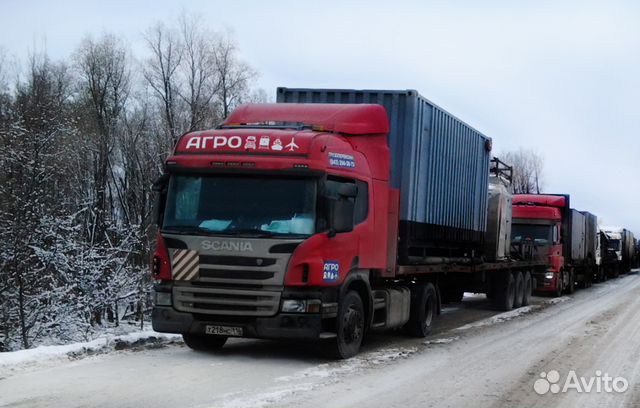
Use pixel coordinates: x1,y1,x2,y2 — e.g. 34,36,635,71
155,291,172,306
545,272,554,280
281,299,322,313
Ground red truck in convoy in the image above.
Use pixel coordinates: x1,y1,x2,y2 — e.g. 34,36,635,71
151,88,548,358
512,194,599,296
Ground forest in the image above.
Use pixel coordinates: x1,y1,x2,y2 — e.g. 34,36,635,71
0,14,265,351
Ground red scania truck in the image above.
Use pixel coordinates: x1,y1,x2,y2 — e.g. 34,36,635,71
512,194,598,296
151,88,546,358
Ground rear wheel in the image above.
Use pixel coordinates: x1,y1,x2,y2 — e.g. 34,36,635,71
522,271,532,306
513,271,524,308
328,291,365,359
495,272,515,311
405,283,437,337
565,270,575,294
182,334,228,351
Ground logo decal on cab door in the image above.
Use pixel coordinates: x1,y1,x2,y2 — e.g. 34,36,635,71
323,261,340,282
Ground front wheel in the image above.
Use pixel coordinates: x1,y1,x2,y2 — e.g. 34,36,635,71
182,334,228,351
328,291,365,359
554,270,564,297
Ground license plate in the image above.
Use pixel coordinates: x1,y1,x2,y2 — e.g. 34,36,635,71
205,325,243,337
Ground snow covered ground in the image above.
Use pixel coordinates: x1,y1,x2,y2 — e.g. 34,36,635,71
1,271,639,408
0,331,181,378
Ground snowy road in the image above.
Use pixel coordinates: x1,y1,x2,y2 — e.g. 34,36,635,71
2,271,640,408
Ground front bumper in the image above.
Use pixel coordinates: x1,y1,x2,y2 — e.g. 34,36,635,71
152,306,324,340
151,284,339,340
532,271,557,293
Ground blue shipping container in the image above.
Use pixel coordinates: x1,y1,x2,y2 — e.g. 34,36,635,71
276,88,491,258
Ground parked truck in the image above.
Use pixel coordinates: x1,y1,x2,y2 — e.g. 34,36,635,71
602,227,636,273
511,195,598,296
595,230,620,280
151,88,547,358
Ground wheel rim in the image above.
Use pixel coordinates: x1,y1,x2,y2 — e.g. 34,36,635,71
342,305,363,345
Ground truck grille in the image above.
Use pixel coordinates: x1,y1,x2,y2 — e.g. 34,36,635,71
173,285,281,316
164,236,301,317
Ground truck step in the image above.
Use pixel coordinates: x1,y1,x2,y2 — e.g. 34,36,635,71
319,332,337,339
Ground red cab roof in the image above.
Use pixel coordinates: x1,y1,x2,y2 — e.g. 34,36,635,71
513,206,562,221
513,194,567,208
223,103,390,135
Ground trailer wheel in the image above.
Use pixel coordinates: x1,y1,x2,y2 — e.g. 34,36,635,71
513,271,524,308
406,283,437,338
486,285,495,300
522,271,532,306
564,269,575,294
495,271,515,311
328,290,365,359
182,334,227,351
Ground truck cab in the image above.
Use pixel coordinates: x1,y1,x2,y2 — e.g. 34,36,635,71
151,104,394,357
512,195,564,294
602,227,623,262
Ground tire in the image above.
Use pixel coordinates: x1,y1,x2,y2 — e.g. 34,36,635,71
405,283,437,338
495,271,515,311
513,271,524,309
554,270,563,297
182,334,228,351
328,291,365,359
565,270,575,294
612,265,620,278
522,271,532,306
486,287,495,300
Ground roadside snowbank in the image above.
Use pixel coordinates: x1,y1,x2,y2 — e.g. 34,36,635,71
0,331,181,376
456,296,571,331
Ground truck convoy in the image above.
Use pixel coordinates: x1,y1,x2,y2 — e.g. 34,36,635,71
151,87,635,358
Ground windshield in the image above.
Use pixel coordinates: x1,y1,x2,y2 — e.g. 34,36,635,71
608,239,621,251
512,224,553,245
162,175,317,237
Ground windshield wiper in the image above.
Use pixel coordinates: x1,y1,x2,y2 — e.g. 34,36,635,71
217,228,309,238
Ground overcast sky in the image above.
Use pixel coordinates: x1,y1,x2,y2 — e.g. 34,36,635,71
2,0,639,233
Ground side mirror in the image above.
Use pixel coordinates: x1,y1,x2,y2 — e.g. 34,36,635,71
152,174,170,225
328,196,354,237
152,173,170,192
337,183,357,198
